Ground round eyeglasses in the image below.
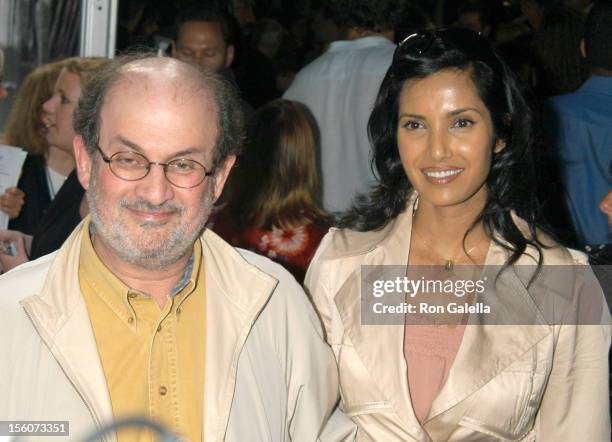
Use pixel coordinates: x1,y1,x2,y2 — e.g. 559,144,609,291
95,144,213,189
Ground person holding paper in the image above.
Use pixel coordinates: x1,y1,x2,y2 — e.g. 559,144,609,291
0,48,26,221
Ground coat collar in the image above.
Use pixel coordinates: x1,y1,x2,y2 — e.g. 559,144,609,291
20,219,278,441
330,192,552,433
20,221,115,440
199,228,278,440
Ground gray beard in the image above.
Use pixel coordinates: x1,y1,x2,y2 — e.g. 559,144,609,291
87,172,214,270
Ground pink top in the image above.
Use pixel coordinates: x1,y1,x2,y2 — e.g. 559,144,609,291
404,323,466,423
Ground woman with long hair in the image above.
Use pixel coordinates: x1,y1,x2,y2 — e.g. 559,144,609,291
0,57,109,272
211,99,330,282
305,28,610,440
1,60,73,234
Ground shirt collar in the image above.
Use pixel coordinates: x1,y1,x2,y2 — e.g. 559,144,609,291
328,35,394,52
81,220,200,313
579,75,612,97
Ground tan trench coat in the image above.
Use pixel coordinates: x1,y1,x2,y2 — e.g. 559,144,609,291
305,192,611,441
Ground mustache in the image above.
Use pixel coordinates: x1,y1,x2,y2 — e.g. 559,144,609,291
119,199,185,214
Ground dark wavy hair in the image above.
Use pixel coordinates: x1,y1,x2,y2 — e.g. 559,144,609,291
340,28,547,267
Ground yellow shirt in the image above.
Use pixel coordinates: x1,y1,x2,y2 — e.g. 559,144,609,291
79,221,205,441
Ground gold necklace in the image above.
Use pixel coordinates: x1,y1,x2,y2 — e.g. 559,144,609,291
411,227,485,270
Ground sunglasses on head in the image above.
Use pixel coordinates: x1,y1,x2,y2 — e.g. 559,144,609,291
396,28,491,59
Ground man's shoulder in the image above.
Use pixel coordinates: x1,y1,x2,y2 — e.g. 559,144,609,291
286,39,394,90
0,253,55,310
202,229,318,326
547,79,612,117
239,247,317,311
203,228,304,295
547,91,583,112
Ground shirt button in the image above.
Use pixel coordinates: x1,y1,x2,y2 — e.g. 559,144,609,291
128,292,137,299
176,307,182,314
127,317,134,324
157,324,162,332
159,385,167,396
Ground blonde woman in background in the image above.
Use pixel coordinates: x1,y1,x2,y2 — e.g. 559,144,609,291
1,60,73,234
0,57,109,272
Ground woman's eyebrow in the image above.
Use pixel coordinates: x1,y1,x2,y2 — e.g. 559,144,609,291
449,107,482,116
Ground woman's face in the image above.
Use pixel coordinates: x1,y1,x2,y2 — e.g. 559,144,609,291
396,68,503,211
42,68,81,154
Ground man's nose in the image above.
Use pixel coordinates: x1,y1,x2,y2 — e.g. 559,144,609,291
134,164,175,206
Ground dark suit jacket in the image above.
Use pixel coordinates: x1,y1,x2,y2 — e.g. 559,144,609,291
30,170,83,260
9,155,52,235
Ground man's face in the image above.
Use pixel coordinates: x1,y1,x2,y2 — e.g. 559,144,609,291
172,21,234,73
75,73,234,269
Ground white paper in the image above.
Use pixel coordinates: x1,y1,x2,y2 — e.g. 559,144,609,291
0,145,28,229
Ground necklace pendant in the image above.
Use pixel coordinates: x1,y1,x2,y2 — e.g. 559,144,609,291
445,259,454,271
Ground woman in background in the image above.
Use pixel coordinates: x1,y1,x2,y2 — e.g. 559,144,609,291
1,60,73,234
306,28,610,440
0,57,108,272
211,99,330,282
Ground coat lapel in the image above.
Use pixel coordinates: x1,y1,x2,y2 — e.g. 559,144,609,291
426,236,552,423
200,229,278,441
333,195,423,435
20,224,116,442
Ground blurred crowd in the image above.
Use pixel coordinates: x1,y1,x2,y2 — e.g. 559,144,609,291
1,0,611,277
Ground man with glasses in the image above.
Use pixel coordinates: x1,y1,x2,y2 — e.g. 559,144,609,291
0,54,354,441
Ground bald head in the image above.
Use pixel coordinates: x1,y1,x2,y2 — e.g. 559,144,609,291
111,56,206,92
74,54,244,169
104,58,216,124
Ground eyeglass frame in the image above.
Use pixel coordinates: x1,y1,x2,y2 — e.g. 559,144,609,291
94,144,214,189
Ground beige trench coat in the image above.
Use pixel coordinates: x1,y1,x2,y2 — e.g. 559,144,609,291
305,192,611,441
0,220,356,441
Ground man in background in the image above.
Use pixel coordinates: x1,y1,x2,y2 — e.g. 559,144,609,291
172,4,235,75
545,0,612,252
284,0,397,214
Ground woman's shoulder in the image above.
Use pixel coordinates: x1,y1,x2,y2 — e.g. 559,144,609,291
314,221,397,262
511,214,588,266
